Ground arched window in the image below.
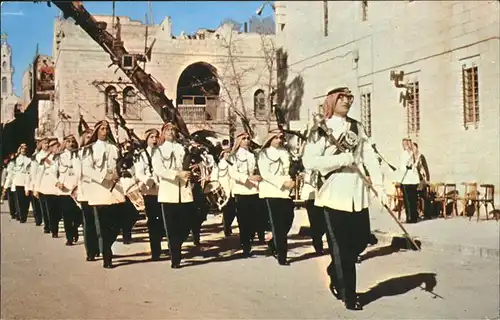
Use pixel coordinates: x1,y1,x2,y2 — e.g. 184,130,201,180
105,85,117,117
1,77,7,93
122,86,137,115
254,89,266,118
1,61,6,71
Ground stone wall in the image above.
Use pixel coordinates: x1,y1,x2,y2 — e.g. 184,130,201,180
51,15,275,142
276,1,500,203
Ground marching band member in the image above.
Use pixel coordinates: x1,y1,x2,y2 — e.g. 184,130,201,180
11,143,32,223
75,128,100,261
135,128,163,261
228,131,262,257
55,134,82,246
190,141,207,246
34,137,51,233
119,140,139,245
302,87,388,311
81,120,126,269
258,128,295,265
152,122,195,269
2,153,18,220
25,138,43,226
299,131,327,255
37,138,63,238
210,145,236,237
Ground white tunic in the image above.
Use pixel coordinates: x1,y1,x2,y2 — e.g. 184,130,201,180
302,116,384,212
398,150,420,185
33,151,48,193
37,154,61,196
135,146,159,196
81,140,126,206
152,141,193,203
25,154,39,192
12,155,31,188
55,149,78,196
3,161,15,192
228,148,259,195
210,158,232,197
258,146,291,199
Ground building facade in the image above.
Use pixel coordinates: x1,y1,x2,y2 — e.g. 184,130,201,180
1,35,21,124
275,1,500,204
50,15,276,142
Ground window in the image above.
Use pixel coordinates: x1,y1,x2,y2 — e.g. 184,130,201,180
1,61,6,71
362,0,368,21
462,64,479,127
323,1,328,37
1,77,7,93
123,86,140,119
406,81,420,135
254,89,267,118
360,92,372,137
105,85,117,117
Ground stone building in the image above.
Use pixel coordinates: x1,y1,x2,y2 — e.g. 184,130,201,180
1,35,21,124
50,14,276,142
275,1,500,204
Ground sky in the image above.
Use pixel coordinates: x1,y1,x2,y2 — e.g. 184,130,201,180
0,1,275,98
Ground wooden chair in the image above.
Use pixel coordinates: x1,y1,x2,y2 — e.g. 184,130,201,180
478,184,498,221
458,182,480,220
431,183,446,218
444,183,459,218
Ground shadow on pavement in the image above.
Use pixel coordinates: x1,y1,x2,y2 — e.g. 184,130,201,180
359,272,440,306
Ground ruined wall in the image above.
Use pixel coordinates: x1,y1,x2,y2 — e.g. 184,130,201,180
276,1,500,203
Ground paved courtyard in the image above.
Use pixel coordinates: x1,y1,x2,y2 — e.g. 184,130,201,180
1,203,499,319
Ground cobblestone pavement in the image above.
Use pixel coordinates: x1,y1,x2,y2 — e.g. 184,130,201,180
1,208,499,320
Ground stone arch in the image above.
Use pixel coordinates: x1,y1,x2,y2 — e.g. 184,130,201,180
254,89,266,118
176,62,221,121
1,77,7,93
104,85,117,116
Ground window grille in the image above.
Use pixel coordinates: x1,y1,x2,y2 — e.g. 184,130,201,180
360,92,372,137
462,65,479,127
406,81,420,135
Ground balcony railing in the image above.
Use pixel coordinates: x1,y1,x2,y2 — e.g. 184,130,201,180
177,104,228,123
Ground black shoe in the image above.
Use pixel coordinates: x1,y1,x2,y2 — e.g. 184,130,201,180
345,300,363,311
242,250,252,258
20,220,27,223
278,258,290,266
73,234,79,243
52,234,58,238
123,239,131,245
103,263,114,269
44,230,50,234
151,255,161,261
35,223,42,226
65,240,73,246
86,256,96,262
171,263,181,269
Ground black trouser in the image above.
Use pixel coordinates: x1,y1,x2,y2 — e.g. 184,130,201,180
44,194,62,236
81,201,100,259
191,183,207,243
30,193,43,225
418,185,433,219
160,202,195,266
14,186,30,223
305,199,326,252
59,195,81,243
264,198,295,262
144,195,164,259
222,197,237,236
39,193,51,232
7,190,18,219
401,184,419,223
253,198,269,241
234,194,260,254
121,199,138,243
324,208,370,304
93,203,125,266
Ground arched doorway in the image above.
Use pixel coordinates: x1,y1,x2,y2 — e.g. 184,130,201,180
176,62,220,121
